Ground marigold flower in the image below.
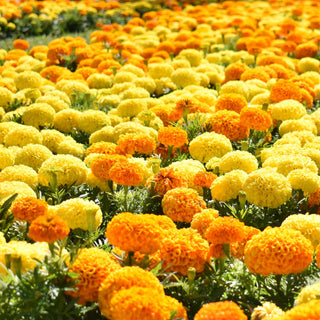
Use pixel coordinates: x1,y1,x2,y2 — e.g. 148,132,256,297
98,266,164,319
67,248,121,305
193,171,217,189
308,187,320,208
116,133,156,156
270,100,307,121
159,228,209,275
162,187,206,223
287,169,320,194
244,227,313,276
224,62,249,82
28,213,70,243
219,151,258,174
86,141,117,157
189,132,233,163
295,43,319,59
214,93,247,114
296,282,320,305
205,110,249,142
251,302,284,320
243,168,292,208
240,106,273,131
146,167,188,197
13,39,29,50
108,161,144,186
270,80,302,103
191,209,220,238
194,301,247,320
11,197,48,223
157,126,188,148
106,212,164,254
240,67,271,83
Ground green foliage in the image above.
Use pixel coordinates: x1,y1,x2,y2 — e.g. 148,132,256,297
0,193,18,240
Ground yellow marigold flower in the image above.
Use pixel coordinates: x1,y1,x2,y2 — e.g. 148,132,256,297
211,170,248,202
243,168,292,208
28,213,70,243
230,225,261,261
171,68,201,88
90,154,127,181
14,144,53,172
116,99,148,118
287,169,320,193
298,57,320,73
77,110,111,134
157,126,188,148
218,151,258,174
189,132,233,163
251,302,284,320
56,138,85,159
11,197,48,223
206,216,245,245
85,169,113,192
98,266,165,319
0,164,38,189
162,187,206,223
109,161,144,186
205,110,249,142
4,125,43,147
87,73,112,89
106,212,164,254
191,209,220,238
54,198,102,231
279,119,317,137
108,287,185,320
148,63,174,79
281,214,320,249
41,129,65,153
263,154,318,177
116,133,156,156
244,227,313,276
0,147,15,170
67,248,121,305
281,130,315,147
36,95,69,113
38,154,87,187
0,87,13,108
194,301,247,320
270,99,306,121
0,241,49,274
214,93,247,114
0,181,36,201
132,109,164,131
57,80,89,98
240,106,273,131
53,109,81,133
0,231,5,245
14,71,43,90
146,167,188,197
220,80,250,101
0,122,22,144
133,77,156,94
296,282,320,305
21,103,55,129
159,228,209,275
120,87,150,100
178,49,202,67
126,157,153,187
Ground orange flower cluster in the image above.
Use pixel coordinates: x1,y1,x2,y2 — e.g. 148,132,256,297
28,214,70,243
244,227,313,276
214,93,248,114
116,133,156,156
108,161,144,186
162,187,206,223
240,107,273,131
193,171,217,189
11,197,48,223
86,141,117,156
67,248,121,305
191,209,220,238
157,126,188,148
105,212,164,254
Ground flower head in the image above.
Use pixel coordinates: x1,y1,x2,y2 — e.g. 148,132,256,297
296,282,320,305
193,171,217,189
116,133,156,156
157,126,188,148
109,161,144,186
219,151,258,174
244,227,313,276
214,93,247,114
86,142,117,156
240,106,273,131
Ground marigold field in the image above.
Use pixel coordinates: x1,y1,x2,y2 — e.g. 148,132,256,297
3,0,320,319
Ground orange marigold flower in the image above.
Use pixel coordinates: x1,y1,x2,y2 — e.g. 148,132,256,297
277,300,320,320
194,301,248,320
270,79,302,103
106,212,164,254
116,133,156,156
67,248,121,305
206,216,246,245
146,167,188,197
162,187,206,223
295,42,319,59
98,266,164,319
40,65,69,83
193,171,217,189
240,67,271,83
28,214,70,243
13,39,30,50
205,110,250,142
108,161,144,186
224,62,250,82
191,209,220,238
257,55,288,68
159,228,210,275
281,40,297,53
90,154,127,181
214,93,247,114
208,243,226,259
308,187,320,208
11,197,48,223
47,44,71,62
157,126,188,148
244,227,314,276
240,106,273,131
300,88,314,109
230,225,261,261
268,63,296,80
86,141,117,156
